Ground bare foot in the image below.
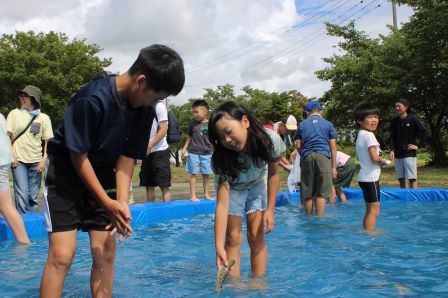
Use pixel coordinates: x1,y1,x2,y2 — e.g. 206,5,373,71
204,195,215,200
190,197,200,202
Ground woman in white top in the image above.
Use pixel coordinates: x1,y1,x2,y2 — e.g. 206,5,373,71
354,103,391,231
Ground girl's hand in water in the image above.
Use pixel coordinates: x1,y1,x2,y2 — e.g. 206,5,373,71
263,209,275,233
216,248,228,268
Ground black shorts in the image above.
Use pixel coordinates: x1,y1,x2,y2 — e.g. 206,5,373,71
139,149,171,187
43,154,116,233
358,181,380,203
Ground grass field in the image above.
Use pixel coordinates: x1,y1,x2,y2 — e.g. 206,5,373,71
9,152,448,207
130,153,448,203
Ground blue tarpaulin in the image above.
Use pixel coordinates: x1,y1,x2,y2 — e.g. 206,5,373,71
1,188,447,241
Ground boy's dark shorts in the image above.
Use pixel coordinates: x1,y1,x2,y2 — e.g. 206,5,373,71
139,149,171,187
43,154,116,233
300,152,333,199
358,181,380,203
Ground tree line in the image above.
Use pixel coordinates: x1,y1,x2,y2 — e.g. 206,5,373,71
0,0,446,165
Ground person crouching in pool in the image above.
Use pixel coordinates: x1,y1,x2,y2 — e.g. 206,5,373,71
208,102,285,278
39,45,185,297
354,103,391,231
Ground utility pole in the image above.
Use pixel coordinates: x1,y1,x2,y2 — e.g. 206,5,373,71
392,1,398,29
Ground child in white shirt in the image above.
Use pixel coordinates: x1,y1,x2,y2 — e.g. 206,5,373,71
354,103,391,231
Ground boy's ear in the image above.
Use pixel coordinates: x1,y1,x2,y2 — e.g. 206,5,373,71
134,74,147,90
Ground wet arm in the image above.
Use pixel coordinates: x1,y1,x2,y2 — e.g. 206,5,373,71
115,155,135,204
267,161,280,212
215,183,230,251
368,146,389,166
70,152,111,206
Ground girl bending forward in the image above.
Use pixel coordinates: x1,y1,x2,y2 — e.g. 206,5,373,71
208,102,285,277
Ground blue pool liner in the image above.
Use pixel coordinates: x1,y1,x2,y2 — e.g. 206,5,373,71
1,188,447,241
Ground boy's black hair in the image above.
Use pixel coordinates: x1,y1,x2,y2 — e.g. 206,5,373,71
129,44,185,95
354,103,380,127
192,99,209,110
208,101,277,182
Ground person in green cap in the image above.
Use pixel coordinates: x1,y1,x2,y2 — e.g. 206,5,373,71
6,85,54,213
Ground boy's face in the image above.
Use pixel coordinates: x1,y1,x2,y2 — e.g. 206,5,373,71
192,106,208,121
128,75,169,107
358,114,379,132
129,88,169,108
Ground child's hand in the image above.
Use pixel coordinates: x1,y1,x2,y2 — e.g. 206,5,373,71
105,199,133,239
180,149,186,160
383,159,392,168
216,248,228,269
263,209,275,233
332,168,338,179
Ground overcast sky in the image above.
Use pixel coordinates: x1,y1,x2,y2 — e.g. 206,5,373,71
0,0,413,105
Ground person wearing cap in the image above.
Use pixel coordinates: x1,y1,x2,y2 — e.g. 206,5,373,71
263,114,298,171
6,85,54,213
292,100,337,216
389,98,427,188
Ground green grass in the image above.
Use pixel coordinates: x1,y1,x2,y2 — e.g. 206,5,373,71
130,153,447,203
10,152,448,208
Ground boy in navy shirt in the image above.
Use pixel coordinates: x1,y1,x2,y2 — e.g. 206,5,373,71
293,101,337,216
40,45,184,297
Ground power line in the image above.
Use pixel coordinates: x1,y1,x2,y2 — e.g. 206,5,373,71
185,0,382,89
186,0,351,74
239,0,382,78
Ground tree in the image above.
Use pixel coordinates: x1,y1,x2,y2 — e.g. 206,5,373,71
168,85,310,167
0,31,111,127
316,0,448,164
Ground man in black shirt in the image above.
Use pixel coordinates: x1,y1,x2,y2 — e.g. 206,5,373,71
389,98,427,188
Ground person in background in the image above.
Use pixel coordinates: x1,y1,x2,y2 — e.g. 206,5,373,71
6,85,53,213
139,100,172,202
264,115,297,171
209,102,284,278
389,98,427,188
329,151,356,204
293,101,337,216
355,103,391,231
181,100,214,202
0,112,30,244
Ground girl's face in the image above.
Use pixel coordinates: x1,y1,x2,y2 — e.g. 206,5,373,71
215,114,250,152
358,114,379,132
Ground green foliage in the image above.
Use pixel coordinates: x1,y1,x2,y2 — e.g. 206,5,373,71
316,1,448,164
0,31,111,127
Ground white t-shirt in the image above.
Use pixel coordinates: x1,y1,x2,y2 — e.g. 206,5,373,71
356,130,381,182
149,101,169,153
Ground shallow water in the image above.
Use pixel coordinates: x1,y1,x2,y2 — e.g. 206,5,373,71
0,200,447,297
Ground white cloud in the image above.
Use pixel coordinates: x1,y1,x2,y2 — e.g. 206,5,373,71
0,0,414,105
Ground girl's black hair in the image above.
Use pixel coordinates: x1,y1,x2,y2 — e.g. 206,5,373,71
30,97,40,109
208,101,277,182
354,103,380,127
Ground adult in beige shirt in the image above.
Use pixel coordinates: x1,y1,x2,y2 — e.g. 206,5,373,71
7,85,53,213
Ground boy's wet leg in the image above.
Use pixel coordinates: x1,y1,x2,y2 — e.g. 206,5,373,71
89,230,117,298
40,230,77,297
